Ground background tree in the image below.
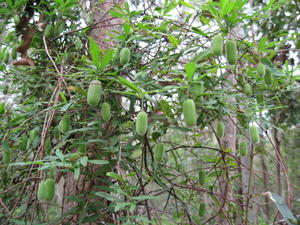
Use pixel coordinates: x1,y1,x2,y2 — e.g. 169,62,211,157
0,0,299,224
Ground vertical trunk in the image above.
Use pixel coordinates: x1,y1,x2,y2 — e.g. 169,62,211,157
216,28,238,223
89,0,124,48
216,113,236,225
273,127,282,196
260,154,271,221
56,1,124,223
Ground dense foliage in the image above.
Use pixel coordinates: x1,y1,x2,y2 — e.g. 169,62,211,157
0,0,299,224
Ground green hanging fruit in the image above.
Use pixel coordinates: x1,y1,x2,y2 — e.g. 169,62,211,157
264,68,273,86
58,115,71,134
87,80,102,107
198,202,206,217
14,15,20,25
183,99,197,126
44,25,53,38
244,83,252,96
217,121,225,138
257,63,265,76
198,169,206,185
136,111,148,136
225,40,238,65
38,181,48,201
45,137,52,155
154,143,165,162
211,34,223,56
101,102,111,122
120,47,130,65
249,126,259,144
239,141,248,156
45,178,55,201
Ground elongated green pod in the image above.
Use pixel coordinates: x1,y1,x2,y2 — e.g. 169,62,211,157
14,15,20,25
239,141,248,156
217,121,225,138
44,25,53,38
198,169,206,185
58,115,71,134
244,83,252,96
198,202,206,217
257,63,265,76
87,80,102,107
45,137,52,155
249,126,259,144
3,148,11,164
211,34,223,56
225,40,238,65
101,102,111,122
45,178,55,201
38,181,48,201
183,99,197,126
154,143,165,162
264,68,273,86
120,47,130,65
136,111,148,136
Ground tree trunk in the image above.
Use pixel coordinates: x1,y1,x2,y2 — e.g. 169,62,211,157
56,1,124,224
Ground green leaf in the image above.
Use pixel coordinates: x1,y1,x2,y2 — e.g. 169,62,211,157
61,102,72,111
10,161,45,166
265,192,298,225
265,0,276,11
192,27,207,37
89,38,100,67
55,149,64,161
114,202,133,212
132,195,158,201
94,192,120,202
0,103,5,114
106,172,124,183
100,49,114,69
220,0,235,17
88,160,109,165
168,35,179,48
117,77,142,94
80,156,88,167
185,62,196,81
109,10,124,18
74,167,80,180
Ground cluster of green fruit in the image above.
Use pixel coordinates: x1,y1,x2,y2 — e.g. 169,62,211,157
211,34,238,65
211,35,274,90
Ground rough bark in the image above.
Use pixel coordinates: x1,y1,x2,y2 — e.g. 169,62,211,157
56,1,124,224
260,154,271,221
89,0,124,48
